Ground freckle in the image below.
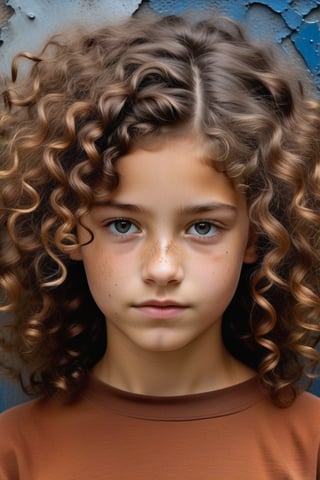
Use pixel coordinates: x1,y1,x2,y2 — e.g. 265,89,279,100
149,241,160,256
165,241,174,255
225,251,229,254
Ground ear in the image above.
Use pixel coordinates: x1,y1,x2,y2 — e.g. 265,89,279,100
69,245,83,261
243,229,258,264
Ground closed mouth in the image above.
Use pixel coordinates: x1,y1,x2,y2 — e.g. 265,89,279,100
132,301,189,319
134,300,187,308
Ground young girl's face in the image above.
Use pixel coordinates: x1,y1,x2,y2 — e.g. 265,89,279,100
75,135,256,355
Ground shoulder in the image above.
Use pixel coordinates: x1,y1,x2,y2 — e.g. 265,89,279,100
292,391,320,432
290,390,320,415
0,386,95,446
0,398,43,437
0,399,44,478
0,394,82,477
256,390,320,438
265,389,320,417
287,391,320,429
0,391,75,438
0,399,35,424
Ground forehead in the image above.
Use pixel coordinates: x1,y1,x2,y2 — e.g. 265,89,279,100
107,135,243,209
118,134,209,172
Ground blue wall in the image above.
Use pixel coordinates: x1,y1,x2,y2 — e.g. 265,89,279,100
1,0,319,90
149,0,320,91
0,0,319,411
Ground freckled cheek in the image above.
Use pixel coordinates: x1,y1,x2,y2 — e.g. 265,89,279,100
194,251,242,288
85,245,131,280
82,257,112,295
86,251,133,292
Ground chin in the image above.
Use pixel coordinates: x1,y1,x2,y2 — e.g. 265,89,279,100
135,336,192,353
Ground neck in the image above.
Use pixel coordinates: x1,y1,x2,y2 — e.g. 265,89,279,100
92,325,255,396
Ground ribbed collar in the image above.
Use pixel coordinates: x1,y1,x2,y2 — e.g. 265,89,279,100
83,375,265,422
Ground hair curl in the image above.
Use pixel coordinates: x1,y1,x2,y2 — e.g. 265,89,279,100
1,13,320,405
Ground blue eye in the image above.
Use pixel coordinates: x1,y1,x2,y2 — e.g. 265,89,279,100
187,221,217,237
108,219,139,235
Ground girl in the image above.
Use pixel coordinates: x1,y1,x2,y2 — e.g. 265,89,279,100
0,12,319,480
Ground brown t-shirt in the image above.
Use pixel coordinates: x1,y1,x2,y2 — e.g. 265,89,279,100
0,376,319,479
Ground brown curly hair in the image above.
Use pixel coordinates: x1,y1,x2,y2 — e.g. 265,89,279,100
0,13,320,405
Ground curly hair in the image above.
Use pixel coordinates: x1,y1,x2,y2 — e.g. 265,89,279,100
0,13,319,405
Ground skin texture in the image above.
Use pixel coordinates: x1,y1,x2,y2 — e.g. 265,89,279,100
74,135,257,395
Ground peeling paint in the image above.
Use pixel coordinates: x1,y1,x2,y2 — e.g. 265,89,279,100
291,0,319,16
149,0,217,15
292,20,320,73
254,0,290,14
0,0,319,90
149,0,320,92
0,0,143,76
246,4,291,43
282,6,302,29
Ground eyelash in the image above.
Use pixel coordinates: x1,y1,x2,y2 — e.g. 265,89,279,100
105,218,220,239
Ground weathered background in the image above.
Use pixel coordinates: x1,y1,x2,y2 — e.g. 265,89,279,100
0,0,319,411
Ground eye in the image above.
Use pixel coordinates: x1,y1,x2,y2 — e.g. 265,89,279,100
187,221,217,237
107,219,139,235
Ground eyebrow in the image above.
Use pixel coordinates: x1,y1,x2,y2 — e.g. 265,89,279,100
179,203,237,215
93,200,237,215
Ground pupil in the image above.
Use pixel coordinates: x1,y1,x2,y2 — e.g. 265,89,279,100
116,221,130,233
196,222,210,234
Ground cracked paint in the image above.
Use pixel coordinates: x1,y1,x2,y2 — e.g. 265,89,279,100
149,0,320,92
0,0,319,90
292,21,320,73
0,0,143,75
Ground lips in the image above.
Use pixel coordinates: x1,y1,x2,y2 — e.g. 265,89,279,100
136,300,186,308
133,300,188,319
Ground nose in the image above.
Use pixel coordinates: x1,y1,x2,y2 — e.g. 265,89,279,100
141,240,184,286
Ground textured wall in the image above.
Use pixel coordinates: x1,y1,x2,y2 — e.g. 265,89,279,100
149,0,320,91
1,0,319,89
0,0,319,410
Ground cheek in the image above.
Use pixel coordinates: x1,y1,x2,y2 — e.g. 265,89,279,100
82,249,134,306
84,265,118,316
82,254,114,297
195,251,243,294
